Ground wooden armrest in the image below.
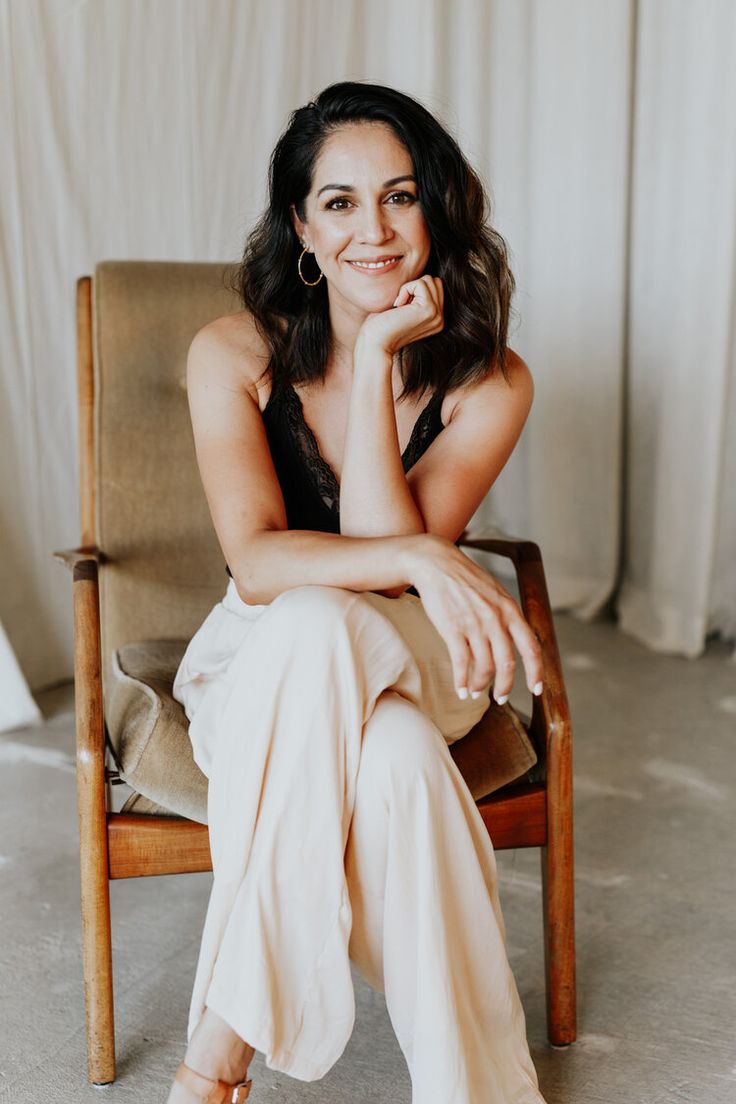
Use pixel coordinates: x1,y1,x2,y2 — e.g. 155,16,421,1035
456,528,540,565
58,543,107,793
456,529,571,760
53,546,106,572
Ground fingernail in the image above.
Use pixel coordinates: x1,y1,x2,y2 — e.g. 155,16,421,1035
457,686,468,700
495,694,509,705
533,682,543,696
470,690,482,699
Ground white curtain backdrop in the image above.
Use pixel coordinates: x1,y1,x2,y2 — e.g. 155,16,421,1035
617,2,736,655
1,0,734,705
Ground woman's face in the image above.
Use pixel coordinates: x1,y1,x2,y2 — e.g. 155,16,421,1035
291,121,431,318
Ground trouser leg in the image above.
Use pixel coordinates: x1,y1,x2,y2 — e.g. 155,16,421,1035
187,585,424,1081
345,690,546,1104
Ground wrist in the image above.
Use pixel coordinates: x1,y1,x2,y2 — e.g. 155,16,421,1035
397,532,434,588
354,333,394,372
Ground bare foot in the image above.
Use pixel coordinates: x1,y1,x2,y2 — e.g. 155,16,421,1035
167,1009,255,1103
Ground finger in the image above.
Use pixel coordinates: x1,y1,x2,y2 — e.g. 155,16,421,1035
464,619,495,696
393,284,413,307
430,278,444,327
471,579,543,699
393,278,439,328
393,282,426,310
408,279,433,309
424,274,442,309
415,276,442,325
409,277,438,307
443,628,472,699
506,611,544,696
486,618,516,704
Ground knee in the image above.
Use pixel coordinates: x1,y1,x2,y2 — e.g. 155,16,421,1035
360,691,451,799
268,584,358,634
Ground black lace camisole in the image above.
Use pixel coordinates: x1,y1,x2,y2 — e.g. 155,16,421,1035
264,376,446,531
225,376,446,586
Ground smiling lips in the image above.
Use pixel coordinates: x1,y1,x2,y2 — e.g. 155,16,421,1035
346,255,403,272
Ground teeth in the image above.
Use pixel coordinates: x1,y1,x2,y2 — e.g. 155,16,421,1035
350,258,398,269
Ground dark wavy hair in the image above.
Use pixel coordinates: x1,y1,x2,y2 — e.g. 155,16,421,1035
231,80,515,401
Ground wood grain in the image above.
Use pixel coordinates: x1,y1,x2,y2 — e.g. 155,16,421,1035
77,276,95,547
73,559,116,1083
458,532,577,1044
108,815,213,879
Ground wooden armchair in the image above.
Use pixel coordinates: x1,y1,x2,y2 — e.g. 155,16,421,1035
55,262,576,1085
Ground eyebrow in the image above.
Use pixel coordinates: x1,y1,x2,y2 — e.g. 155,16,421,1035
316,174,417,197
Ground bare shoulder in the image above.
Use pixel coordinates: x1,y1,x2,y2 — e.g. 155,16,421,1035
443,347,533,426
491,347,534,407
187,309,271,402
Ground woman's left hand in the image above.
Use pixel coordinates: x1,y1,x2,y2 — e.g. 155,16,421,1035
356,274,445,357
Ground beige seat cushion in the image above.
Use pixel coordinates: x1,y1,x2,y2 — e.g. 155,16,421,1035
109,640,539,825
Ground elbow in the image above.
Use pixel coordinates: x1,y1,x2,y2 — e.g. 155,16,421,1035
229,564,270,607
228,530,282,606
231,575,258,606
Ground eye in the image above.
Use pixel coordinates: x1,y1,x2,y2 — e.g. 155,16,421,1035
324,196,353,211
386,191,416,205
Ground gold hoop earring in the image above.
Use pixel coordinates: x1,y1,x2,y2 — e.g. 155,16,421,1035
297,247,324,286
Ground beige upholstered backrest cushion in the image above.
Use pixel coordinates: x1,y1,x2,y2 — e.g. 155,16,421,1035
94,260,242,699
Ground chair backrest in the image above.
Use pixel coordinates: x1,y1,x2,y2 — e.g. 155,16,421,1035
89,260,242,698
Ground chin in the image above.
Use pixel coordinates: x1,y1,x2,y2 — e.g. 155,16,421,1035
338,288,394,315
333,268,405,308
364,296,397,315
353,287,399,313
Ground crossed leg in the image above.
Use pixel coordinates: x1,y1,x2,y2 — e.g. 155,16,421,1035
346,689,544,1103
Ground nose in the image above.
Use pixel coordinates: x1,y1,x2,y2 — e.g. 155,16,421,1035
357,201,393,245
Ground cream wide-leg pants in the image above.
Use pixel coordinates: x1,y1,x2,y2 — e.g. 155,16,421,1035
173,578,545,1104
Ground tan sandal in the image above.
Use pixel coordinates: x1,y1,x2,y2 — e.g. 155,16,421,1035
174,1060,253,1102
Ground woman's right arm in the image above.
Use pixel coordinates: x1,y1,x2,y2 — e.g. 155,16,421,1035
187,319,543,701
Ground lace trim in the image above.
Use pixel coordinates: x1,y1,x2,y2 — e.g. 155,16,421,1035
282,381,442,515
282,382,341,513
401,390,444,469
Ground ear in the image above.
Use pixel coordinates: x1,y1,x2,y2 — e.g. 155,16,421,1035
289,203,308,249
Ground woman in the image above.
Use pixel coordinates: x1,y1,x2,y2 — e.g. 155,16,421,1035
168,81,546,1104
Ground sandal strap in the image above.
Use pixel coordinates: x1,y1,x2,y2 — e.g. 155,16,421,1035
175,1061,252,1102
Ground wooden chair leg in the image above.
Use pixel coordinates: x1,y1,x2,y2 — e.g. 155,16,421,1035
78,812,116,1082
541,828,577,1044
74,561,116,1082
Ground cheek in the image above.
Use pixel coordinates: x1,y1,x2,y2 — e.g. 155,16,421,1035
408,211,431,253
316,221,351,257
414,231,432,272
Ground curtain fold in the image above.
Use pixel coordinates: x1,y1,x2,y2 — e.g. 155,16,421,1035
1,0,734,692
616,0,736,657
475,0,634,622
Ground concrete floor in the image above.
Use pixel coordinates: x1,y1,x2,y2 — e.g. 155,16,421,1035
1,612,735,1103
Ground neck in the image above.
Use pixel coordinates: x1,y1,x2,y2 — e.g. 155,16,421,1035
326,281,382,365
323,287,404,396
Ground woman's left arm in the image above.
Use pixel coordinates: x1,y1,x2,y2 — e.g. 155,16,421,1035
339,273,533,539
341,348,534,541
341,345,534,595
340,273,445,539
339,343,426,538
